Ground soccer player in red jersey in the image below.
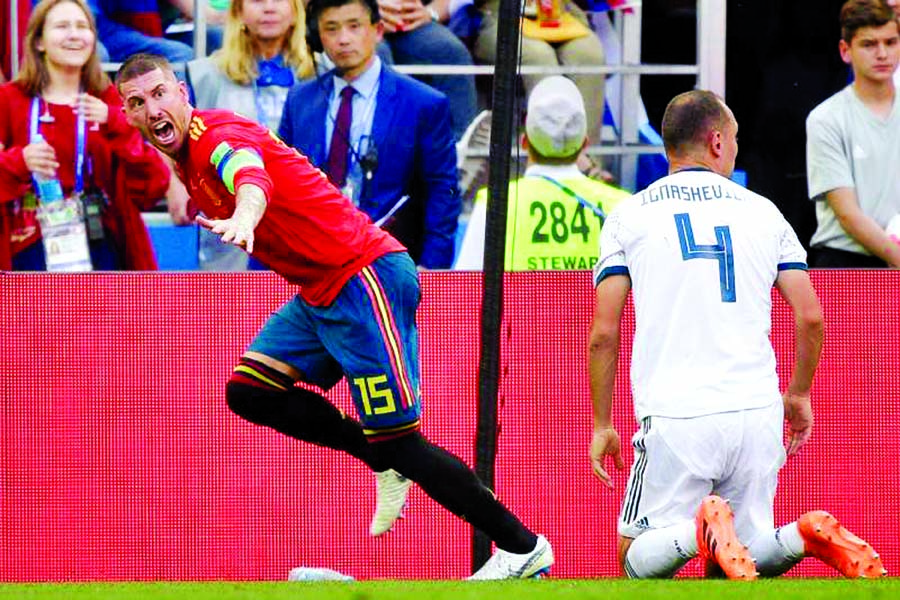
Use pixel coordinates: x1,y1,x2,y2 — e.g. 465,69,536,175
115,53,553,579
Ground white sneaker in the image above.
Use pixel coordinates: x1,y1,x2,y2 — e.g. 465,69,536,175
369,470,413,536
467,535,554,580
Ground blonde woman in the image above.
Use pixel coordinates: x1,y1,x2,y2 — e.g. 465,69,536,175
187,0,314,131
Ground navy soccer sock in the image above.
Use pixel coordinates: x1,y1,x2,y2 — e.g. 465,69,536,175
372,431,537,553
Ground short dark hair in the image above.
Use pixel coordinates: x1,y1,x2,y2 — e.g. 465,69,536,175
840,0,897,43
309,0,380,25
306,0,380,53
115,53,174,91
661,90,729,157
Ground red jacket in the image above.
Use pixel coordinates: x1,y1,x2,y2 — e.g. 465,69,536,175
0,82,170,270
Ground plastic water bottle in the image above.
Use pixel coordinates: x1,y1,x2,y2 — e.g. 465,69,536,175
31,134,64,203
287,567,355,582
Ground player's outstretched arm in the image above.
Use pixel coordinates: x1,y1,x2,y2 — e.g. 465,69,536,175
196,183,268,253
588,275,630,488
775,269,824,456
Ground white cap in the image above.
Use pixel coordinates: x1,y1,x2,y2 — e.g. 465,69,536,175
525,76,587,159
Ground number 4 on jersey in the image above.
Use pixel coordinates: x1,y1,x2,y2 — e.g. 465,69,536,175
674,213,736,303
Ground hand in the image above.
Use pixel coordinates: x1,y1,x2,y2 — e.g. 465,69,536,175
399,0,432,30
75,93,109,126
577,152,616,184
378,0,406,32
196,214,256,253
166,177,192,226
23,139,59,179
591,425,625,489
783,391,813,456
195,184,267,253
379,0,429,32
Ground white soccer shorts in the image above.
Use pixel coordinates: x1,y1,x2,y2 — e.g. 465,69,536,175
617,401,785,547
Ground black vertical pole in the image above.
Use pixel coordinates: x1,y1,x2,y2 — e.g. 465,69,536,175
472,0,522,572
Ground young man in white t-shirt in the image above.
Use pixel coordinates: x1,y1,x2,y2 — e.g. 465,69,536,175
588,89,885,580
806,0,900,267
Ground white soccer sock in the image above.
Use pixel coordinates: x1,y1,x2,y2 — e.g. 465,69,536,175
624,520,698,578
748,522,805,577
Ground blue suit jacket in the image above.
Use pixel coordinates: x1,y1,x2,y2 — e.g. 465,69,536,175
278,66,460,269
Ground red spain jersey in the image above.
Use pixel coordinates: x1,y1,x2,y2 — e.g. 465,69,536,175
176,109,405,306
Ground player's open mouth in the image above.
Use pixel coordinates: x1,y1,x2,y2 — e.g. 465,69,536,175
152,121,176,145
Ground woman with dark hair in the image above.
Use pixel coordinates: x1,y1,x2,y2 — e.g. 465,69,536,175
0,0,170,270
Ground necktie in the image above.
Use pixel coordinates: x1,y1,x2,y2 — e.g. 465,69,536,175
326,85,355,188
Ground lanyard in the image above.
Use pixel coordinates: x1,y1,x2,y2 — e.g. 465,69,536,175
537,174,607,221
30,95,87,194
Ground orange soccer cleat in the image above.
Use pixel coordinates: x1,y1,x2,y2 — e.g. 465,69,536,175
797,511,887,578
695,495,758,580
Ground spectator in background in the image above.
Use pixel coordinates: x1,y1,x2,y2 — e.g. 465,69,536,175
187,0,313,130
455,75,627,270
93,0,223,64
469,0,607,149
280,0,461,269
378,0,477,141
590,89,884,580
181,0,315,270
805,0,900,268
163,0,226,53
0,0,170,270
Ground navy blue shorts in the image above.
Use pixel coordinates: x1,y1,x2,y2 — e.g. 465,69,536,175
248,252,421,436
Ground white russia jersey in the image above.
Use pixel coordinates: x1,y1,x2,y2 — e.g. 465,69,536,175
593,169,808,421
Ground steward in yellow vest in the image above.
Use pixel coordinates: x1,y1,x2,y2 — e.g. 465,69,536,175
455,76,630,270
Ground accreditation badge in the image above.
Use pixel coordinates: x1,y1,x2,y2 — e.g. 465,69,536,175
36,194,93,272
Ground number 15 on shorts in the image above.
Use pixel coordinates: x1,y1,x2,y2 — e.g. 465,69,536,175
352,375,397,416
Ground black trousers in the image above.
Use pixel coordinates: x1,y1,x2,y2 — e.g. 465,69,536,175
809,246,887,268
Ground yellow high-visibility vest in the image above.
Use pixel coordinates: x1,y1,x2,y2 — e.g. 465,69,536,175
473,175,631,271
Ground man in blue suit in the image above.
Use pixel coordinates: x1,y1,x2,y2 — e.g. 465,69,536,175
278,0,461,269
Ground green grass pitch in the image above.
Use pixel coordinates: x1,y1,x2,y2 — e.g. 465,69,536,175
1,579,897,600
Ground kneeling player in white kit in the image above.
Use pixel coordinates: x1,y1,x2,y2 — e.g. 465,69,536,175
587,89,886,580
